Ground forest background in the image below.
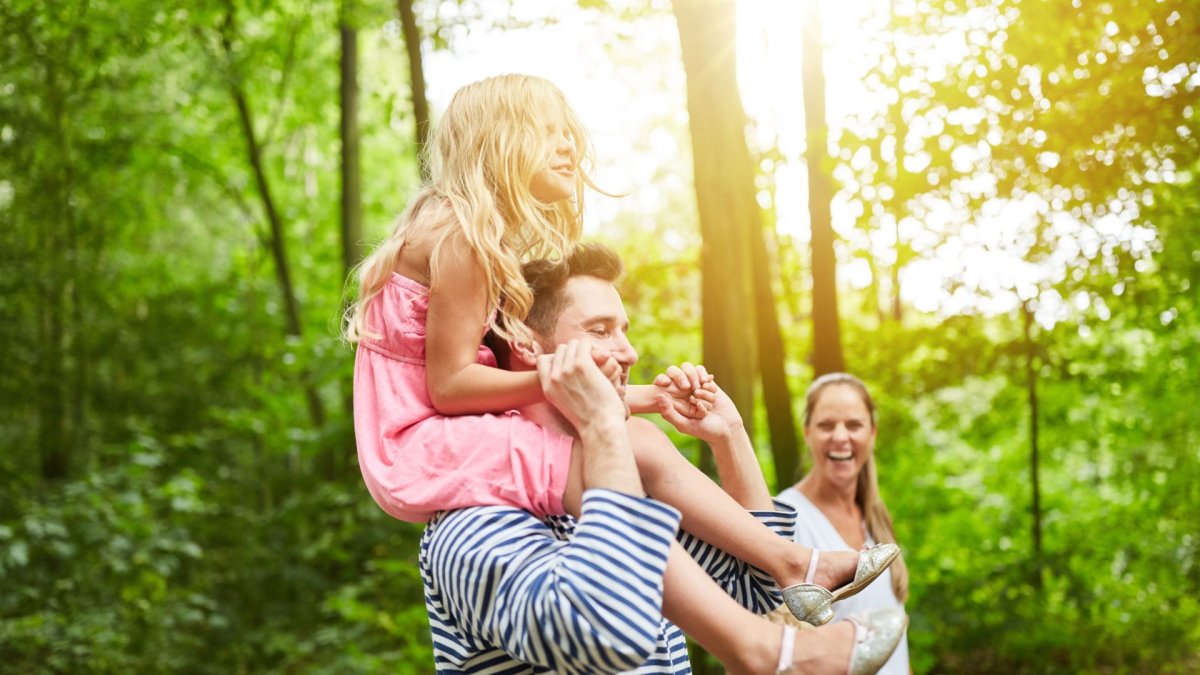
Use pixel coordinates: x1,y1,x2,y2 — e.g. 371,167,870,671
2,0,1197,672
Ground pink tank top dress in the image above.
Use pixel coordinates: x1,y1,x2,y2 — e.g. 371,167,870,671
353,273,573,523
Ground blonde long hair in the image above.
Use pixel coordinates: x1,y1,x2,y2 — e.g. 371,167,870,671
344,74,596,344
804,373,910,603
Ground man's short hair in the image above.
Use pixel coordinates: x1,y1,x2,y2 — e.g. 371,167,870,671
485,243,624,367
523,243,624,336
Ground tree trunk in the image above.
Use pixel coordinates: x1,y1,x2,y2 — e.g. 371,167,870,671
37,227,69,480
397,0,430,182
1022,300,1043,589
38,59,76,481
751,221,800,492
219,8,327,435
887,0,904,325
672,0,758,452
890,224,903,323
802,0,845,376
865,253,885,323
337,1,364,481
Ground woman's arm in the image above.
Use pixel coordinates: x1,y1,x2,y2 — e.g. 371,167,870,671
424,230,543,415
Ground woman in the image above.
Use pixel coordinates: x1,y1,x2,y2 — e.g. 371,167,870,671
776,373,911,675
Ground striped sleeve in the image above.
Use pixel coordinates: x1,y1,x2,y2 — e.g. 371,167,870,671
676,498,797,614
421,489,682,674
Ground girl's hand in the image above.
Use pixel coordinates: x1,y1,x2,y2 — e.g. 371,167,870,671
655,375,742,444
652,363,716,420
591,349,623,392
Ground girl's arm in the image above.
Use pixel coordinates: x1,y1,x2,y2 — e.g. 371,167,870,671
424,231,544,415
626,362,715,415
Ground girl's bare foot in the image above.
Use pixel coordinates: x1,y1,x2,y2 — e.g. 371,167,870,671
778,609,908,675
775,547,860,592
777,621,856,675
805,549,860,591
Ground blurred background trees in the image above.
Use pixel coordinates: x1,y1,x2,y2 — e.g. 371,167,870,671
1,0,1196,672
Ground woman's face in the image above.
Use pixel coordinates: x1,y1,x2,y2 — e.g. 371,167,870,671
804,384,877,489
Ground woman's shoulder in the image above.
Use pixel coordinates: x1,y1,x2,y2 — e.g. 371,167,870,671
775,486,814,512
776,486,845,547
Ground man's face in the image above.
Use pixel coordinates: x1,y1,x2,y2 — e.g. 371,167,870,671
543,275,638,398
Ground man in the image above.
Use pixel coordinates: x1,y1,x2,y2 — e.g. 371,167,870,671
419,243,801,674
419,244,911,674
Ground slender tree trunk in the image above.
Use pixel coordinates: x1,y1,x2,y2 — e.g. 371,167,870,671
866,253,885,323
672,0,758,453
891,218,903,323
37,226,68,480
1022,300,1043,589
887,0,904,325
340,18,363,280
219,8,327,434
397,0,430,182
38,60,74,481
751,222,800,492
802,0,844,376
337,0,364,481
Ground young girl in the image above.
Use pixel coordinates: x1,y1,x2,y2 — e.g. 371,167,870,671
344,74,900,652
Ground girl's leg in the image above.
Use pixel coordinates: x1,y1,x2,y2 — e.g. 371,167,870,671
628,420,860,591
661,540,856,675
559,432,884,673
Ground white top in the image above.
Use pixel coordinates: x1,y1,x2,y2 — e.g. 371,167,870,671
775,486,910,675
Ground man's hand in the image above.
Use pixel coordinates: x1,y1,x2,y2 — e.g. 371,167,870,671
654,367,744,444
539,340,643,496
652,362,717,420
591,348,623,393
537,340,626,432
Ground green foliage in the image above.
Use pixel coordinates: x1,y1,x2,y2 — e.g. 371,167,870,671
1,0,1197,672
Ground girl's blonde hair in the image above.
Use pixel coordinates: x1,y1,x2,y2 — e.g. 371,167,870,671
344,74,596,344
803,373,910,603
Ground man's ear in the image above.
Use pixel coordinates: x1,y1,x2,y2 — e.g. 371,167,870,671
509,337,543,368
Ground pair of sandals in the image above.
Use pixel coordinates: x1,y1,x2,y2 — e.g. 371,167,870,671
777,544,907,674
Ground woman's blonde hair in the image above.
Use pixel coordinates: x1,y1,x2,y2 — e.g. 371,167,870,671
344,74,596,344
804,373,910,603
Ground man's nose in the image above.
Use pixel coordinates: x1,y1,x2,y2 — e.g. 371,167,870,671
615,333,638,366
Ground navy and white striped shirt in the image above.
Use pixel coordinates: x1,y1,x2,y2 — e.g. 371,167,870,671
420,489,797,674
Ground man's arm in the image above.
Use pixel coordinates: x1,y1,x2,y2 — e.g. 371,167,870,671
422,493,682,674
422,340,681,673
625,361,716,417
538,339,643,495
645,368,797,613
652,367,774,511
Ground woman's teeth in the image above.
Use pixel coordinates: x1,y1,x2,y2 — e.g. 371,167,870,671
828,451,853,461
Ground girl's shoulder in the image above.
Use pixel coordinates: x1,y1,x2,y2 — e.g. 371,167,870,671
396,199,461,280
408,196,459,242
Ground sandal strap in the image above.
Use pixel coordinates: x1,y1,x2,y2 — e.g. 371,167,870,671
846,617,866,675
776,625,797,674
805,549,820,586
